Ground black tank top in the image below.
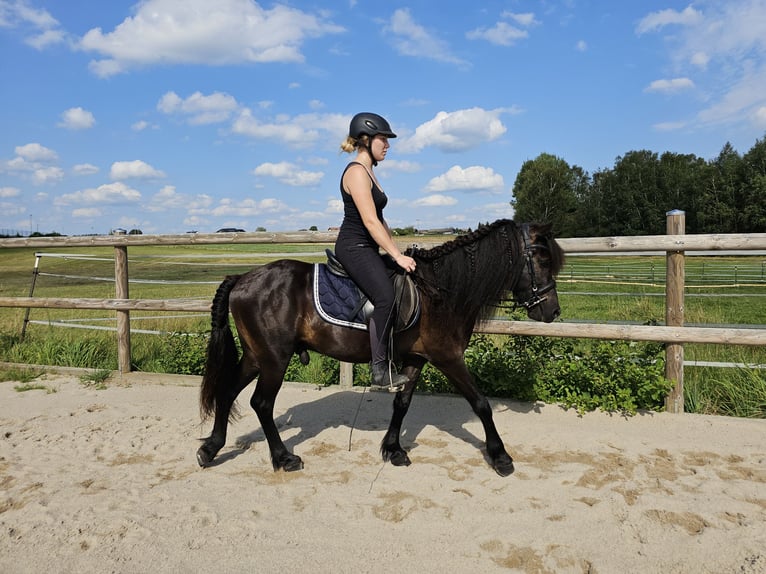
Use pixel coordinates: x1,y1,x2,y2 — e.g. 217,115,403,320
337,162,388,247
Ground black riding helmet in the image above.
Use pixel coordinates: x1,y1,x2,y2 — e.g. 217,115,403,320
349,112,397,140
348,112,396,166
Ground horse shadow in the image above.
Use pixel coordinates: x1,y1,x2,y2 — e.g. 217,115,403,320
217,385,541,468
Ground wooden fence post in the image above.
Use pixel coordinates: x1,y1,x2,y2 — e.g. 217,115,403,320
114,241,131,374
665,210,685,413
339,361,354,388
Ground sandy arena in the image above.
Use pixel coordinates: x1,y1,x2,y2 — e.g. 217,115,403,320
1,371,765,573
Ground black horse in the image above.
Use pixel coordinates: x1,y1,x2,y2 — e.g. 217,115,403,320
197,219,564,476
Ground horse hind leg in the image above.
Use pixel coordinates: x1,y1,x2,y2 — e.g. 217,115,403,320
197,355,259,467
250,361,304,472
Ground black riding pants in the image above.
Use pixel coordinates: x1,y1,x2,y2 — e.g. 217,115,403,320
334,241,395,364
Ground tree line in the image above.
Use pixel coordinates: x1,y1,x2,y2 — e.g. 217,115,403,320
511,134,766,237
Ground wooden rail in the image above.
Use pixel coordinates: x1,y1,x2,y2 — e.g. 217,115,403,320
2,298,763,347
3,217,766,413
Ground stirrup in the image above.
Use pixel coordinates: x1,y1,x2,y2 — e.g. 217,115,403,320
370,361,407,392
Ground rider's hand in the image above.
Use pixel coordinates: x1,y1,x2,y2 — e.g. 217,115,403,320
396,254,417,273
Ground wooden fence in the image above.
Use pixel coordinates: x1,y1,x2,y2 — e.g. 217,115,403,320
2,213,766,413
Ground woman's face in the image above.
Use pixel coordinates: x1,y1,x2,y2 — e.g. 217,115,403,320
370,135,390,162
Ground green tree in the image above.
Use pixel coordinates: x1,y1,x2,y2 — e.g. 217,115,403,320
511,153,585,237
657,151,708,233
596,150,662,235
741,135,766,232
698,143,744,233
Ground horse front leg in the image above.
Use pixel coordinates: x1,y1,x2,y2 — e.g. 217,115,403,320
381,366,421,467
435,358,514,477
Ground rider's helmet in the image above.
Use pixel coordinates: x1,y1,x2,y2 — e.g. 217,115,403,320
348,112,397,140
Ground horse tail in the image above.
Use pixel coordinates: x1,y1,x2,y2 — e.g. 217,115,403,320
200,274,242,420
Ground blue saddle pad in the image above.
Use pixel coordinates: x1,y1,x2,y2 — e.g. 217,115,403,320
313,264,367,330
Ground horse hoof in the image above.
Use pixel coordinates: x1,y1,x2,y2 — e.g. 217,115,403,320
493,455,515,477
279,455,304,472
389,450,411,467
196,447,214,468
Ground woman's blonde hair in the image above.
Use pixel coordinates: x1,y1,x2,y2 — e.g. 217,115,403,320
340,134,370,154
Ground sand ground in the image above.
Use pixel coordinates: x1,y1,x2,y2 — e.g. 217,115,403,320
1,371,765,573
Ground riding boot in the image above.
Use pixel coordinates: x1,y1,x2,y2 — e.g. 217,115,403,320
371,360,408,391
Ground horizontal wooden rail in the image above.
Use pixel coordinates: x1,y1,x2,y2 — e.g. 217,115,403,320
4,231,766,251
479,320,766,346
4,297,763,347
555,233,766,253
0,297,211,312
0,230,339,248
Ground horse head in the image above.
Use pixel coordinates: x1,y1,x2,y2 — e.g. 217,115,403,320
511,223,564,323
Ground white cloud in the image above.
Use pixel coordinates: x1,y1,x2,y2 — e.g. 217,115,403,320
2,143,63,185
400,107,513,153
697,62,766,126
466,22,528,46
326,198,343,213
0,186,21,198
15,142,57,162
576,40,588,52
754,106,766,127
252,162,324,186
376,159,422,175
146,185,212,212
31,166,64,185
210,197,290,217
638,1,766,130
690,51,710,69
58,107,96,130
412,194,458,207
424,165,505,193
467,11,538,47
503,12,539,28
636,5,702,35
385,8,467,67
56,182,142,205
157,91,240,125
78,0,344,77
73,163,99,175
110,160,165,180
232,110,348,147
26,28,65,49
0,0,65,49
644,78,695,93
72,207,103,218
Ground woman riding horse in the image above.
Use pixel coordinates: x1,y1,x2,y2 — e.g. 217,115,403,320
197,219,564,476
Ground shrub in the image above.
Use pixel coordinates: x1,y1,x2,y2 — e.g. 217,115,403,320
157,332,209,375
413,334,672,414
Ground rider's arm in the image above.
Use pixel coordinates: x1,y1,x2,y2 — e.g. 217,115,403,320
343,165,413,269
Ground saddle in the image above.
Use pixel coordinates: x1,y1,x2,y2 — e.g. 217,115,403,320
313,249,420,332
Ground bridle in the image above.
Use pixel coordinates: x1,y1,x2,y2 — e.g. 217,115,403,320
512,224,557,312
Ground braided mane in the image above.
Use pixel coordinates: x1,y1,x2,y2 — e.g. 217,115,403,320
404,219,523,321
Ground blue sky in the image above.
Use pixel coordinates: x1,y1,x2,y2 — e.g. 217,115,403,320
1,0,765,236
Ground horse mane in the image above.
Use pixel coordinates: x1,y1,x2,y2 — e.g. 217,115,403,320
405,219,518,321
405,219,564,322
